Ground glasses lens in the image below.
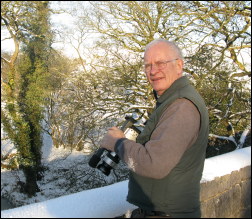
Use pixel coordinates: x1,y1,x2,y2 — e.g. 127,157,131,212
143,64,150,72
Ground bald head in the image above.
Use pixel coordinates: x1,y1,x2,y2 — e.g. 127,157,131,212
145,39,183,60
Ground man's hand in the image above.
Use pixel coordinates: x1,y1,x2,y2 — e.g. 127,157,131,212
100,127,126,151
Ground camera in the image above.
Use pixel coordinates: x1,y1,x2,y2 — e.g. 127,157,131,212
88,115,142,176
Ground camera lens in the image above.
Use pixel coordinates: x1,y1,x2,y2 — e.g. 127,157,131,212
97,152,120,176
97,162,112,176
88,148,106,168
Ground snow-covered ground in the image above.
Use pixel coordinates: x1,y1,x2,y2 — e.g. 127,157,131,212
1,131,128,208
1,130,251,218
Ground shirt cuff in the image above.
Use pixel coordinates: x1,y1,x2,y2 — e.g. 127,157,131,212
114,138,128,160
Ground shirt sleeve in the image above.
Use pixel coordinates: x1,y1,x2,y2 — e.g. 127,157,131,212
115,98,200,179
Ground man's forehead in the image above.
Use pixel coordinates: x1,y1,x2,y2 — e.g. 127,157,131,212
144,46,174,61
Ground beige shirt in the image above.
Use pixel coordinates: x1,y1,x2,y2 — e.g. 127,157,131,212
120,98,200,179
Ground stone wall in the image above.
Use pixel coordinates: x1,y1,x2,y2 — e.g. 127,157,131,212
200,165,251,218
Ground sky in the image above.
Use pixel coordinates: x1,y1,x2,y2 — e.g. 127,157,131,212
1,1,93,59
1,129,251,218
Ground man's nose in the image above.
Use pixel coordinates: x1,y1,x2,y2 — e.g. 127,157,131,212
150,64,159,75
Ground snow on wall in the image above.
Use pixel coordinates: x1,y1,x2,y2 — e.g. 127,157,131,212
1,147,251,218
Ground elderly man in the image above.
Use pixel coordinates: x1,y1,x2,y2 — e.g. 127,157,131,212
100,39,209,218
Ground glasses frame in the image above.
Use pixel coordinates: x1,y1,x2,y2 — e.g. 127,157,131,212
144,58,178,73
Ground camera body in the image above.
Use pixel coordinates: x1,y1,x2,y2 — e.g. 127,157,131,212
88,115,142,176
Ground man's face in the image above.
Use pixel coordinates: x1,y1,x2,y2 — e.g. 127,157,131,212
144,43,183,96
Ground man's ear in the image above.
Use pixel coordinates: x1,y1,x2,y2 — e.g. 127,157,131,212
176,59,184,75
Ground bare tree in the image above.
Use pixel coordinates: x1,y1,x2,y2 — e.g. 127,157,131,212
37,1,251,153
78,1,251,141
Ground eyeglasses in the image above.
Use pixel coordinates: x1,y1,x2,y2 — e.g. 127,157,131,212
144,58,178,73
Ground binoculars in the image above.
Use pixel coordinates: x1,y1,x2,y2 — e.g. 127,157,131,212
88,116,141,176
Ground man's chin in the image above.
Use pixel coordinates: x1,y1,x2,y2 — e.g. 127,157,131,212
153,88,164,96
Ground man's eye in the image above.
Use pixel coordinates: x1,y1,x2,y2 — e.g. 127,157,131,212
156,61,164,67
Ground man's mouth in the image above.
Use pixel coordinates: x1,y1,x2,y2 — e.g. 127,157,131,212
151,77,164,82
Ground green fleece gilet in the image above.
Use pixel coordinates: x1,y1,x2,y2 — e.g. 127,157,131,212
127,76,209,218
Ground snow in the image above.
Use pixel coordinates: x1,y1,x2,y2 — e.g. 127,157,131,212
201,146,251,182
1,130,251,218
208,133,237,147
1,180,136,218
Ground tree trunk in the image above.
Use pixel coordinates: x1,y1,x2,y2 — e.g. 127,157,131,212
22,166,40,197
